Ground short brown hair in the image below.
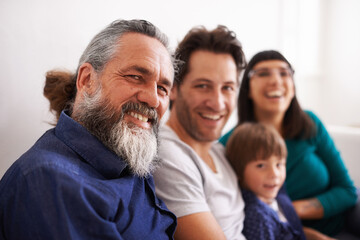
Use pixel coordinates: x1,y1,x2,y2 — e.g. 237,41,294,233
225,122,287,187
174,25,246,86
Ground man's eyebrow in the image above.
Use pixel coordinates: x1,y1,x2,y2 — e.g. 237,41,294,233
192,78,213,83
123,65,173,88
123,65,151,75
193,79,236,84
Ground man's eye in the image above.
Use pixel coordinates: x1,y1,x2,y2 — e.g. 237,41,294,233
158,86,169,96
223,85,234,91
195,84,208,89
127,75,141,80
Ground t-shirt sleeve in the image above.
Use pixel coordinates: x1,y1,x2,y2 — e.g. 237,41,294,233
154,139,210,218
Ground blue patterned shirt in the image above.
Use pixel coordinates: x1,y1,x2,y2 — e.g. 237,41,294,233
241,188,305,240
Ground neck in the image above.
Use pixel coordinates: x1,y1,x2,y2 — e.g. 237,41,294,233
167,110,216,172
254,110,284,135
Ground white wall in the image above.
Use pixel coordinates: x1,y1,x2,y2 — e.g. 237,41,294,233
1,0,359,178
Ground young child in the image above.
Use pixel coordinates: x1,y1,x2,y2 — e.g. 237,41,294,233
225,122,306,240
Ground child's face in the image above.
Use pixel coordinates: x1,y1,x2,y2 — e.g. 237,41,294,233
243,155,286,204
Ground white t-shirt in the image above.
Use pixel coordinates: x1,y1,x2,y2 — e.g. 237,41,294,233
153,125,246,240
269,200,288,223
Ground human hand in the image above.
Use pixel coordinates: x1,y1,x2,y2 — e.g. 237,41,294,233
303,226,337,240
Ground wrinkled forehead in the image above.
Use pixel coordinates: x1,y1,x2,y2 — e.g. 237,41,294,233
116,33,174,81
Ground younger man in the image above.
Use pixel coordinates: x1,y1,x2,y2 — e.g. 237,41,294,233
154,25,246,240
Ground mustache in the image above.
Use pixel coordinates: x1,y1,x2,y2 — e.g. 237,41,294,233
121,102,158,125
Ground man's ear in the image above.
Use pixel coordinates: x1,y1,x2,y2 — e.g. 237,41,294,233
76,63,96,95
170,85,178,101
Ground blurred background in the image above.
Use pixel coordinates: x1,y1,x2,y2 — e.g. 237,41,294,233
1,0,359,178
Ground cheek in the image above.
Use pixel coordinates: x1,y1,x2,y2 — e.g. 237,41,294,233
157,97,170,119
288,80,295,97
243,167,256,185
170,87,178,101
228,94,237,111
248,81,259,100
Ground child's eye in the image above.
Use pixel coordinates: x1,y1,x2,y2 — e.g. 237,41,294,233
276,162,285,168
256,164,264,168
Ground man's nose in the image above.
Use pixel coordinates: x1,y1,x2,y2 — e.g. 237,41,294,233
137,82,160,108
205,88,226,111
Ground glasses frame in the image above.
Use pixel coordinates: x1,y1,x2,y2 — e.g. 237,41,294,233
248,67,295,79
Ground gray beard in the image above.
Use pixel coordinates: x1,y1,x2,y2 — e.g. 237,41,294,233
72,86,160,178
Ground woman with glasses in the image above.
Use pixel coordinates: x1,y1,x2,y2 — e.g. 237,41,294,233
220,50,358,239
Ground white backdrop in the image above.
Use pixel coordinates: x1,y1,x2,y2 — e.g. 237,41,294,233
1,0,360,177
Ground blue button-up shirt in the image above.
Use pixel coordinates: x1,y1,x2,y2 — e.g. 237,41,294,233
0,111,176,239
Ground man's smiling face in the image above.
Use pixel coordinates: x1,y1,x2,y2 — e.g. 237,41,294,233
171,50,238,142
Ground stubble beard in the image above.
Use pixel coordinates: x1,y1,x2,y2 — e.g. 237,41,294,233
72,86,160,178
175,90,222,142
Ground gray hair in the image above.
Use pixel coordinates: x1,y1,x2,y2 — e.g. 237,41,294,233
77,19,171,74
58,19,174,114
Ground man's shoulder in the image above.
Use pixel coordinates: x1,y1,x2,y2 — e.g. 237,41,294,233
159,125,199,162
19,129,82,175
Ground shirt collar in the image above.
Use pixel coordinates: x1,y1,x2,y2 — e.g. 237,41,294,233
55,111,127,179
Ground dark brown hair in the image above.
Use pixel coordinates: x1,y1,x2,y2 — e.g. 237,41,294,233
174,25,246,89
43,70,76,123
238,50,315,139
226,122,287,187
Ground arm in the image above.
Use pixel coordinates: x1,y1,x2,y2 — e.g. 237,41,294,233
292,198,324,219
299,112,357,218
153,135,238,239
303,226,337,240
174,212,226,240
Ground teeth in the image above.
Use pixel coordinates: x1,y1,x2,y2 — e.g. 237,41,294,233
129,111,148,123
267,90,283,97
201,114,221,120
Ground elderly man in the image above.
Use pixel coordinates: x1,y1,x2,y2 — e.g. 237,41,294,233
153,26,247,239
0,19,176,239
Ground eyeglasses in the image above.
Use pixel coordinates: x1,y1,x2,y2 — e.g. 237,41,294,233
248,67,294,79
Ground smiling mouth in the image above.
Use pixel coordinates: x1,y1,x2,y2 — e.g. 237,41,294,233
264,184,278,189
128,111,151,123
266,90,283,98
200,113,222,121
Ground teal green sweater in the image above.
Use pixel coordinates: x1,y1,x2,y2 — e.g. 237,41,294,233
219,111,357,236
